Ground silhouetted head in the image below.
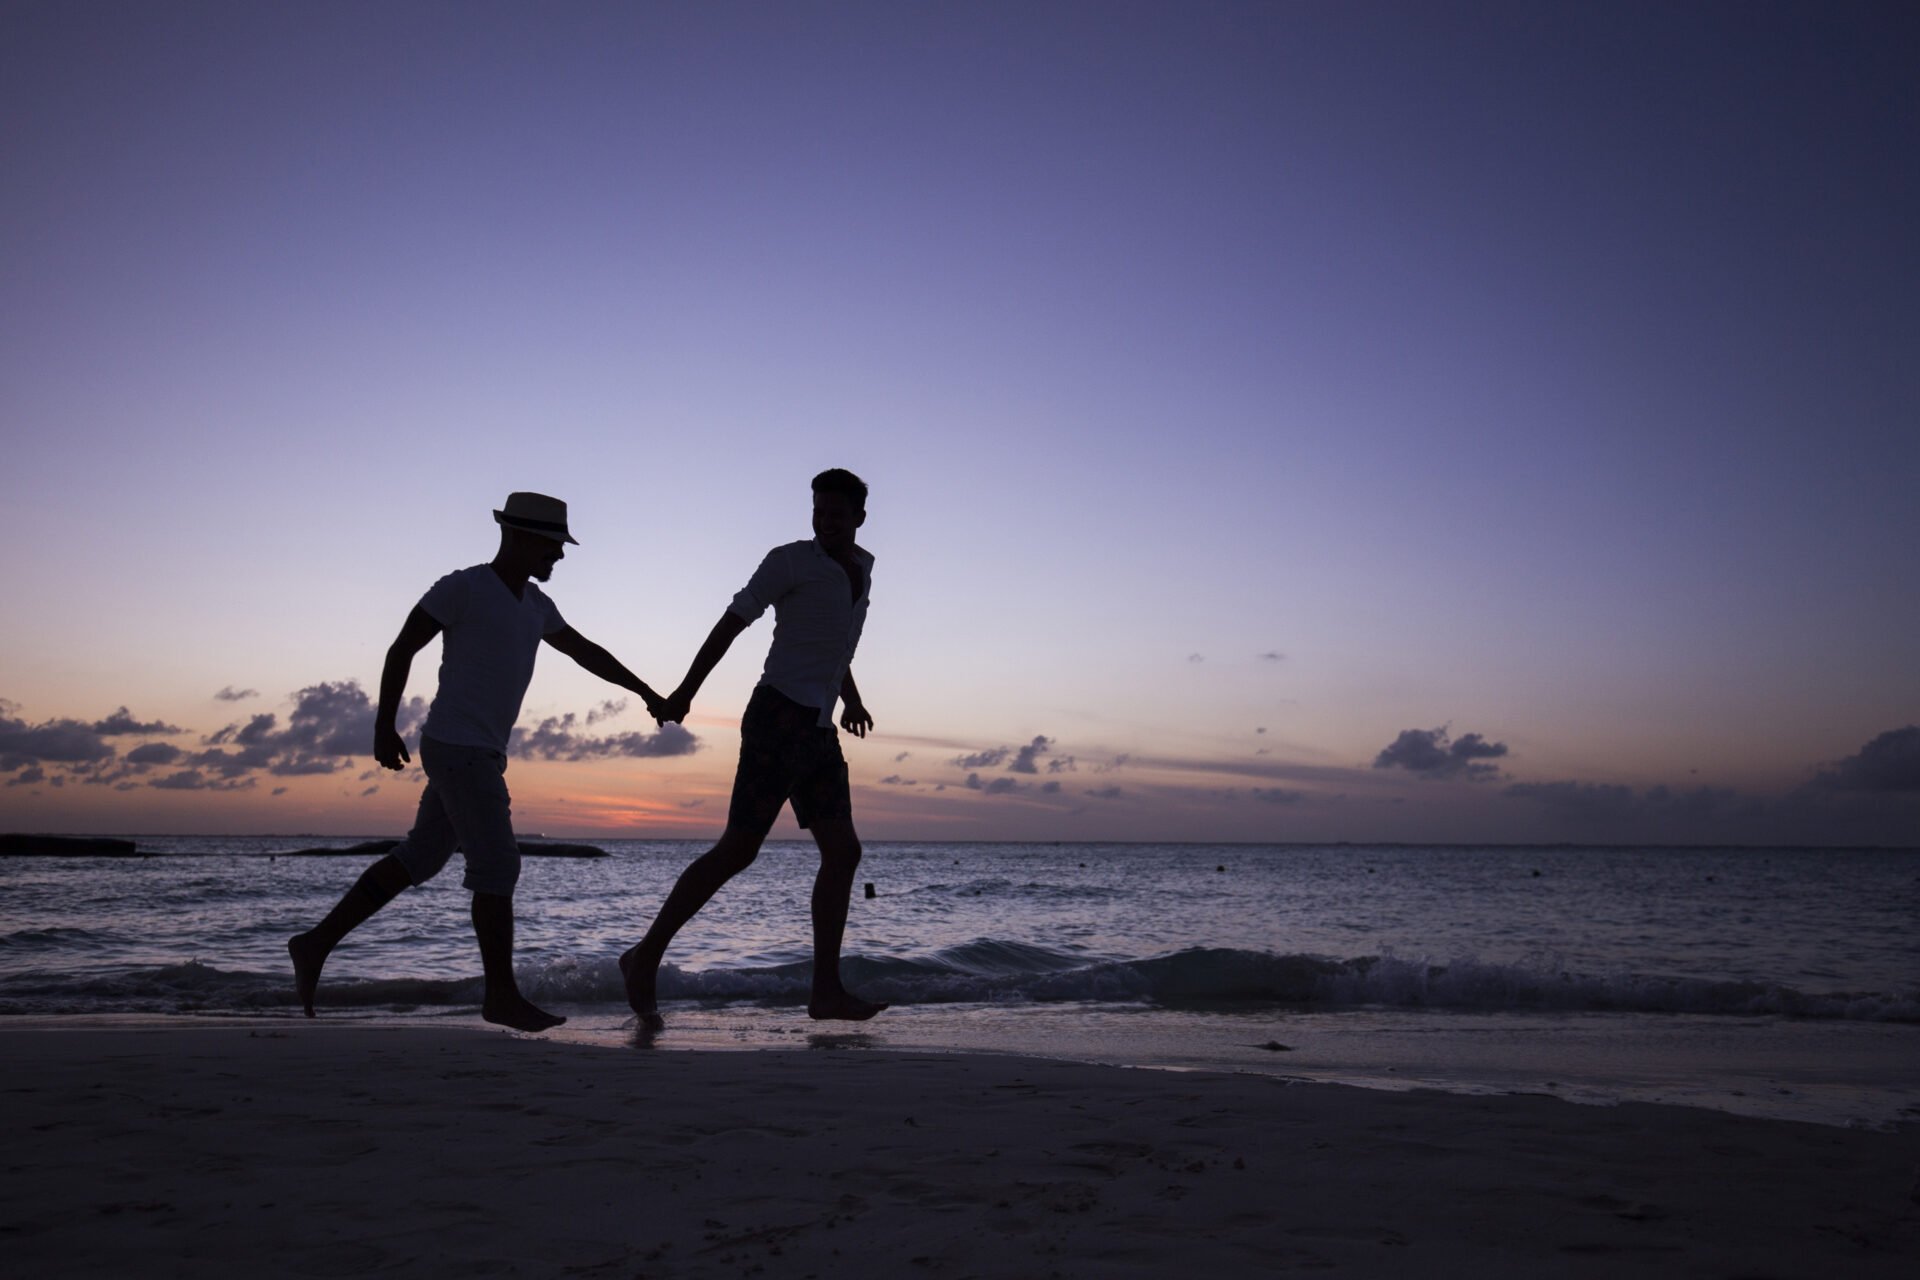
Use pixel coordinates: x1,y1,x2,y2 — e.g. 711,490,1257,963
493,492,574,581
499,525,566,581
811,469,867,553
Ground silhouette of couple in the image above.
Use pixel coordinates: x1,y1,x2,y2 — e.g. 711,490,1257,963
289,470,886,1033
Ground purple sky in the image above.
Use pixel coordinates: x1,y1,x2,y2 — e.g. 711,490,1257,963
3,2,1916,843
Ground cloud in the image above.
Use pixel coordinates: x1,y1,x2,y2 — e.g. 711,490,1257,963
1086,785,1123,800
894,751,911,762
1250,787,1302,804
952,746,1011,770
279,682,418,761
1809,726,1920,793
1046,755,1077,774
879,775,917,785
510,714,698,761
1373,726,1509,781
91,707,184,736
149,769,256,792
1008,736,1053,775
1040,780,1061,794
0,683,430,787
585,699,627,725
1187,653,1205,664
206,714,260,747
964,772,1024,795
1259,652,1284,662
6,766,46,787
265,754,342,777
215,686,259,702
194,682,432,779
0,711,119,768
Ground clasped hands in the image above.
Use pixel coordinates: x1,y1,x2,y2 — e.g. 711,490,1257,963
640,690,873,737
643,689,691,726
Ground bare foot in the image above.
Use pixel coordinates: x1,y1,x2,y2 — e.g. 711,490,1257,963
618,946,665,1030
808,990,889,1022
288,933,325,1018
482,994,566,1033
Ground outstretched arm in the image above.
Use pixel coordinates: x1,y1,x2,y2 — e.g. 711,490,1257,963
376,606,443,770
543,627,667,720
658,610,751,723
838,667,873,737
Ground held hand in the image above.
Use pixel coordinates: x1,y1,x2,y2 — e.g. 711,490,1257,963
840,701,873,738
656,691,692,725
641,691,669,725
374,724,411,771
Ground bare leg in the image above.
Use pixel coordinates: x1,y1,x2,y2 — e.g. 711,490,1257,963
805,818,888,1022
472,892,565,1032
620,827,763,1028
287,854,412,1017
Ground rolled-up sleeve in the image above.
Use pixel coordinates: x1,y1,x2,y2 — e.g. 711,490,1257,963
727,547,792,623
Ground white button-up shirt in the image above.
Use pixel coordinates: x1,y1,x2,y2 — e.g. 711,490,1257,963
728,539,873,727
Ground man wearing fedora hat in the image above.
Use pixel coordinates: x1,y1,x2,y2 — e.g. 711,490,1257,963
290,492,667,1032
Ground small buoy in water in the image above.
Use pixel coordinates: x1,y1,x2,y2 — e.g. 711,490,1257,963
864,882,875,899
1217,865,1226,873
1531,869,1541,877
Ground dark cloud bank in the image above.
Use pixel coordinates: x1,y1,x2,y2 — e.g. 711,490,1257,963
6,688,1914,843
1,682,697,795
1503,725,1920,844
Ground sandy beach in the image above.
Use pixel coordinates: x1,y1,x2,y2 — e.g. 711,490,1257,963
2,1020,1915,1277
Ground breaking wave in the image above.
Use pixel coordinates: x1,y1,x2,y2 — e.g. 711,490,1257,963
2,943,1914,1022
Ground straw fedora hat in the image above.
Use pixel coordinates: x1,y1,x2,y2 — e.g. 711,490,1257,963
493,492,578,544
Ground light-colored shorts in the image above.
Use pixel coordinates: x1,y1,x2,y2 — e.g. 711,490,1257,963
391,735,520,896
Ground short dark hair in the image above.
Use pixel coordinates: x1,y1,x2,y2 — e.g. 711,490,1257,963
811,468,868,507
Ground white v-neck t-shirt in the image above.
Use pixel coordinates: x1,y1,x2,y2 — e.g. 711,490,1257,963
418,565,567,751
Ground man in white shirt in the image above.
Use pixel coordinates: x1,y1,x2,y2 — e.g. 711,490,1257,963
290,492,667,1033
621,468,886,1029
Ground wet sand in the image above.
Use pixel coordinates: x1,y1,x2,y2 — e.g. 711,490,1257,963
2,1020,1916,1277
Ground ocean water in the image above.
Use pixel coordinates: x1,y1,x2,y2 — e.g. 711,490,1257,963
3,839,1916,1128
